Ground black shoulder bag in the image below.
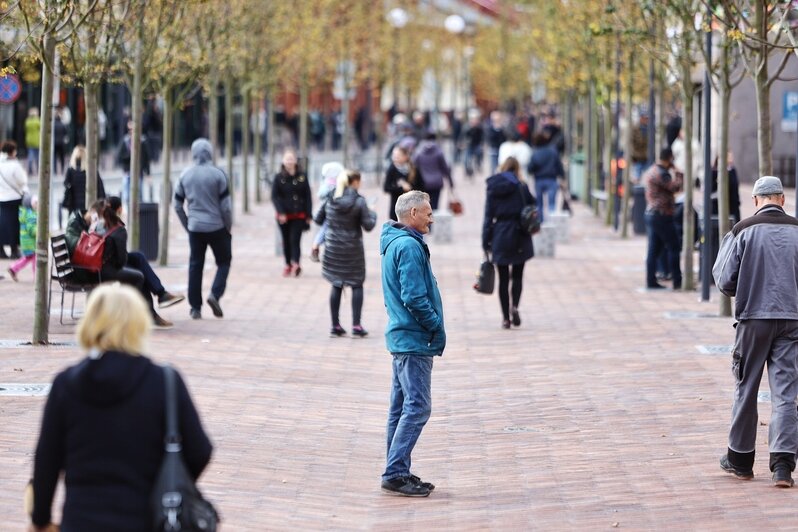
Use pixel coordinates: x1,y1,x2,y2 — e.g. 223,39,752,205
518,184,541,235
151,365,219,532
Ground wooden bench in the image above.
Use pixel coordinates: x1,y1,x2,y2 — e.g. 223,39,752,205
49,234,101,325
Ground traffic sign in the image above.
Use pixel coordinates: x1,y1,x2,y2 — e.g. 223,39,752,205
0,73,21,104
782,90,798,132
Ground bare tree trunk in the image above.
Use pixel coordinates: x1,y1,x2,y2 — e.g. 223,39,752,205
621,52,634,238
342,92,350,167
754,0,773,177
84,82,99,207
242,87,250,214
224,76,234,221
128,6,145,250
299,79,309,160
682,88,695,291
32,33,56,344
718,47,733,317
267,94,276,186
254,94,262,204
158,88,173,266
657,73,666,151
603,104,613,226
208,73,218,164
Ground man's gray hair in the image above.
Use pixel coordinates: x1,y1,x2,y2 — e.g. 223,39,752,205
395,190,431,221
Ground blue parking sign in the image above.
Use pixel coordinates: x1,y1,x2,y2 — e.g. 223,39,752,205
783,91,798,132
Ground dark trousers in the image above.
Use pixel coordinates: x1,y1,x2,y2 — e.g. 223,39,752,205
428,189,441,211
102,266,153,316
126,251,164,297
330,285,364,327
279,219,304,265
188,228,232,311
497,263,525,321
645,212,682,288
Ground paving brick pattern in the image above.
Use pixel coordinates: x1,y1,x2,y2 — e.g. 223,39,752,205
1,174,794,530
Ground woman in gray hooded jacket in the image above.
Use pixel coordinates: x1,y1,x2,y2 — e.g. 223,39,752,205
314,170,377,337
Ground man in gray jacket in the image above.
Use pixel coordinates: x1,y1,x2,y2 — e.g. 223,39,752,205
713,175,798,488
174,138,232,320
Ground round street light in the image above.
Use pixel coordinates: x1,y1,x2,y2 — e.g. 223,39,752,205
388,7,409,29
444,14,466,35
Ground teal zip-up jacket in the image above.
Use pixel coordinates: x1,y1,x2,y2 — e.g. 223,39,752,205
380,221,446,356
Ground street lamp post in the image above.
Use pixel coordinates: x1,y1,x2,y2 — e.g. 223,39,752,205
445,14,466,113
387,8,408,111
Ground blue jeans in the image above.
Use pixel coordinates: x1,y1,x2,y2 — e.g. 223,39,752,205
645,212,681,287
188,228,232,311
384,354,434,481
535,178,558,223
27,148,39,175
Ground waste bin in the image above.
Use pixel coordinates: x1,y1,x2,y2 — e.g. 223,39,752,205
139,202,159,261
632,185,646,235
568,152,585,200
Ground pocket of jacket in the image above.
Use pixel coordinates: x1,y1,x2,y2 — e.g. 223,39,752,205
732,349,743,382
427,331,436,347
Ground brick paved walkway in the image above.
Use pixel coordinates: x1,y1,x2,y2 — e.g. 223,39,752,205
1,173,795,530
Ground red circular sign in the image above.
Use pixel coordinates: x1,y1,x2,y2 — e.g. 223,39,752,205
0,74,22,104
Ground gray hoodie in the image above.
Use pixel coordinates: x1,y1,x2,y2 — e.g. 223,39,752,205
174,139,232,233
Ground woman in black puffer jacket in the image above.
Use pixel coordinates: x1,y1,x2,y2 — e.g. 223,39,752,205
314,170,377,337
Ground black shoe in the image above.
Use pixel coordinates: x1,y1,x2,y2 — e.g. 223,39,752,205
158,291,185,309
647,283,667,290
502,319,511,329
381,476,430,497
352,325,368,338
720,454,754,480
773,468,794,488
207,294,223,318
511,308,521,327
409,474,435,492
330,325,346,337
190,308,202,320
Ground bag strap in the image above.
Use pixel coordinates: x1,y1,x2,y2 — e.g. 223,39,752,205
163,365,182,452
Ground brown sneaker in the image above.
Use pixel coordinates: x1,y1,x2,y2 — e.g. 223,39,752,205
153,314,174,329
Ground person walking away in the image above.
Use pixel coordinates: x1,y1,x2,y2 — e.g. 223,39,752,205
383,146,418,221
463,111,484,179
315,170,377,337
527,132,565,222
29,283,212,531
711,151,741,224
379,190,445,497
0,140,28,259
174,138,232,320
25,107,40,176
714,176,798,488
412,132,453,211
487,111,506,174
272,150,312,276
62,145,106,213
310,161,344,262
116,120,151,206
53,111,68,175
482,157,534,329
642,148,682,290
498,131,532,180
7,195,37,281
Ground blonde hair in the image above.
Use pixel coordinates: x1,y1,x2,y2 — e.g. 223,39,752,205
70,145,86,170
77,283,151,355
333,170,361,199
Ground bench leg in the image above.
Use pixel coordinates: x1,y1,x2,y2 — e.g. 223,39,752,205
59,290,66,325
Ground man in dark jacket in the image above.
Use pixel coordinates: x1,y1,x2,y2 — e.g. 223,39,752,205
379,190,445,497
642,148,682,290
714,176,798,488
528,132,565,222
412,132,453,211
174,138,233,320
117,121,151,206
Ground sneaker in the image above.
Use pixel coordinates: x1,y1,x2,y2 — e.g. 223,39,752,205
7,268,17,282
158,292,185,309
310,248,320,263
381,476,430,497
330,325,346,337
409,474,435,492
207,294,223,318
282,265,292,277
647,283,667,290
190,308,202,320
719,454,754,480
773,468,794,488
352,325,368,338
502,319,511,329
511,308,521,327
153,314,174,329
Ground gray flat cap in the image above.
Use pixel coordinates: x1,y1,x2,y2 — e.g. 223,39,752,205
752,175,784,196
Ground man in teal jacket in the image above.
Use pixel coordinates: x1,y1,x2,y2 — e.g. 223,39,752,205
379,190,445,497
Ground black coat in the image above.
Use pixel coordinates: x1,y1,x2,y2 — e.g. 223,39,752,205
63,167,106,211
482,172,534,265
31,351,212,531
272,168,312,218
383,163,419,221
315,187,377,287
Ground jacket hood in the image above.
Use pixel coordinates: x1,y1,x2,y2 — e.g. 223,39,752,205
330,187,359,213
191,138,213,164
486,171,521,197
416,140,441,155
65,351,151,406
380,220,422,255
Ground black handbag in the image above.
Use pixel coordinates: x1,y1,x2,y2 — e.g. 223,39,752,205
151,365,219,532
518,185,541,235
474,253,495,295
